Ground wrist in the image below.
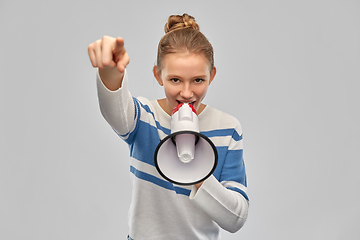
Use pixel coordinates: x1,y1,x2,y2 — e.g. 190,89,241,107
98,68,124,91
194,181,204,189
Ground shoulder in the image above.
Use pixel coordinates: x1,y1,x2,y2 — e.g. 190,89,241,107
199,105,242,133
135,97,171,128
132,96,159,115
136,97,162,112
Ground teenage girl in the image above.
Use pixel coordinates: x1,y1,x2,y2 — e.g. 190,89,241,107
88,13,249,240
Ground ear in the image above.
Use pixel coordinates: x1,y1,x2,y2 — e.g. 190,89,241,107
209,66,216,85
153,65,163,86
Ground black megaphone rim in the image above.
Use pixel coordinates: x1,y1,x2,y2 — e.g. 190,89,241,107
154,130,218,186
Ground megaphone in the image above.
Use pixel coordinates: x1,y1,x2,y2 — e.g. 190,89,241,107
154,103,218,185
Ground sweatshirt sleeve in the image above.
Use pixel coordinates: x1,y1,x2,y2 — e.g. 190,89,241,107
189,121,249,233
96,70,137,139
189,176,249,233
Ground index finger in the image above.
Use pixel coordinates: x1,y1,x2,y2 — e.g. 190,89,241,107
113,37,125,55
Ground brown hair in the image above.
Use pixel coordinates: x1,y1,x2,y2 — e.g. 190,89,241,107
156,13,214,73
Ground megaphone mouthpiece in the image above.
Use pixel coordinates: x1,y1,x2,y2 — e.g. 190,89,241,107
171,103,199,133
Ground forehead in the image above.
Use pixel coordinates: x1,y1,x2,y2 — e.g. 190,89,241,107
161,52,211,76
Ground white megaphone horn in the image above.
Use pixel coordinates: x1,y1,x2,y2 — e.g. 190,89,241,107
154,103,218,185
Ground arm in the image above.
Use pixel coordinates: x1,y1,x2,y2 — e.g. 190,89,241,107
88,36,135,137
190,123,249,233
190,176,249,233
96,70,136,137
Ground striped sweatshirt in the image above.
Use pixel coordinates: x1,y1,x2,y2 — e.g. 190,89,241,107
96,71,249,240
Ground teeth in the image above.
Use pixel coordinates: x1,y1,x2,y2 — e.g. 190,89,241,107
177,101,195,105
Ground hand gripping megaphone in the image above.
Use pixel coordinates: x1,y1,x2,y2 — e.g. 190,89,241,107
154,103,218,185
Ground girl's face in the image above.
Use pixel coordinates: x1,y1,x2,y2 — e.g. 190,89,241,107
154,52,216,115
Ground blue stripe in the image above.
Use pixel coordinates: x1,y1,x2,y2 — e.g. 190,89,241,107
234,132,242,141
113,98,140,139
139,100,154,115
202,129,242,141
129,121,160,166
133,97,139,121
221,149,247,187
155,120,170,136
121,99,142,143
127,98,141,142
138,100,170,135
113,98,141,140
117,99,170,143
226,187,249,201
130,166,191,196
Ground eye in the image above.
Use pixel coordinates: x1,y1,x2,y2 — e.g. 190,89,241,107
171,78,180,83
194,78,204,83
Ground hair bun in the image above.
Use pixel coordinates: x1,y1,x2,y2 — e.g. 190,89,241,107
164,13,200,33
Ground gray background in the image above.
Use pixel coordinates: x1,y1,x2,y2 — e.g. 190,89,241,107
1,0,359,239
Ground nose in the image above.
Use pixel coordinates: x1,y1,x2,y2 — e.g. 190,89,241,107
180,84,193,99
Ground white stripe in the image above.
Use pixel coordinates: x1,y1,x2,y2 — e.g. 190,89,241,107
137,101,170,138
158,131,168,140
228,137,243,150
208,136,243,150
209,136,230,147
129,157,192,192
221,180,247,193
130,157,162,178
138,109,157,128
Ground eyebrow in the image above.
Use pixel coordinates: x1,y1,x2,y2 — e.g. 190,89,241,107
166,75,208,79
193,75,207,79
166,75,181,79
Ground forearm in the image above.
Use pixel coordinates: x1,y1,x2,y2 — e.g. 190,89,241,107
96,70,135,136
98,67,125,91
190,175,249,233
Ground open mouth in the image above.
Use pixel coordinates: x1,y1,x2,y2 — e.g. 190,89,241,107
177,100,195,106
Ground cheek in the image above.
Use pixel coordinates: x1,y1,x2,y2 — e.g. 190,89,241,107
163,85,178,99
195,85,209,99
